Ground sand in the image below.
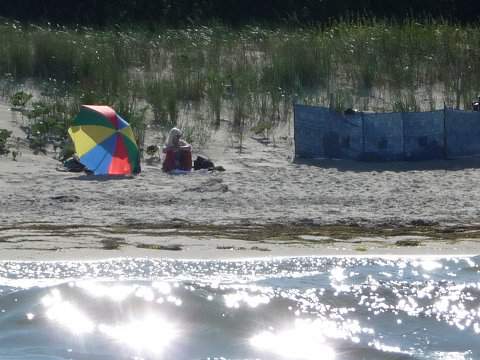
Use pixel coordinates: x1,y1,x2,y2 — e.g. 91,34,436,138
1,101,480,260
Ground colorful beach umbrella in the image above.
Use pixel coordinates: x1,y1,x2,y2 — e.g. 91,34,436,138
68,105,140,175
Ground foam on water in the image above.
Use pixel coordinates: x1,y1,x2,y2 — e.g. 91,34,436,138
0,256,478,359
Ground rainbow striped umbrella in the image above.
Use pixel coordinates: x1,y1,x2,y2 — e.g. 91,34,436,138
68,105,140,175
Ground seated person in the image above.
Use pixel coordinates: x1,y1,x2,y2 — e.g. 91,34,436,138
162,127,192,172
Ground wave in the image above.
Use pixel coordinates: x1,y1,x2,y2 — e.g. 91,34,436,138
0,256,478,359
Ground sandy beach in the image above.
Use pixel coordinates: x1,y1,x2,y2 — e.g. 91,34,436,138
2,101,480,260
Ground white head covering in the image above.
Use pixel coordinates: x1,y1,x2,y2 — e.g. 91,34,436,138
165,127,182,147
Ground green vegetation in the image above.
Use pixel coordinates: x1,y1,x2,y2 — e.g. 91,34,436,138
0,129,12,155
1,20,480,150
23,98,77,154
9,90,32,110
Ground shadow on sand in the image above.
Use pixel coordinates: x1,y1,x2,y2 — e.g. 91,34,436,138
67,174,136,181
294,157,480,172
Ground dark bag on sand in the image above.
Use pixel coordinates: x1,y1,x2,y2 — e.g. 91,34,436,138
63,157,86,172
194,155,215,170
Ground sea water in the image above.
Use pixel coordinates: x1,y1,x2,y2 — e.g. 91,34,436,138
0,256,479,360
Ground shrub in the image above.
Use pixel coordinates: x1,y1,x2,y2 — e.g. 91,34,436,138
0,129,12,155
9,90,32,110
23,98,76,155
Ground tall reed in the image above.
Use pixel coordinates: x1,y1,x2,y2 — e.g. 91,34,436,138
2,20,480,147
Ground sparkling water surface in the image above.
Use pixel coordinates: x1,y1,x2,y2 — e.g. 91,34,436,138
0,256,479,359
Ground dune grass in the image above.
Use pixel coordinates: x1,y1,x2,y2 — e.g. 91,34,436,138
1,20,480,150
